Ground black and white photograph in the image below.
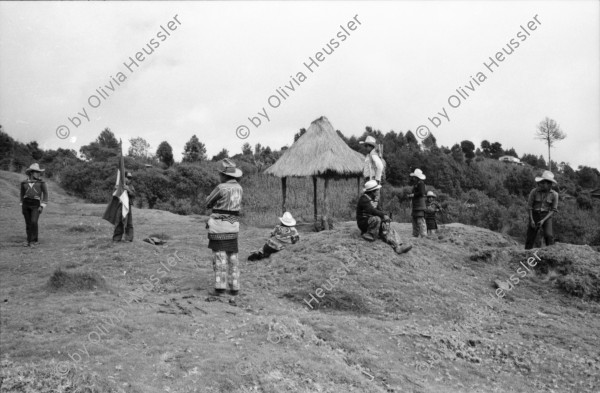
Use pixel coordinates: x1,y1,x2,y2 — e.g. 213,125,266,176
0,1,599,392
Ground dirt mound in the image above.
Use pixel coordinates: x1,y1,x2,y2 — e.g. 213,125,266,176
469,242,600,302
530,244,600,300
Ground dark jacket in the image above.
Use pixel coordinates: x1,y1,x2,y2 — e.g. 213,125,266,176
356,193,386,232
115,183,136,206
126,184,136,206
20,179,48,206
412,180,426,215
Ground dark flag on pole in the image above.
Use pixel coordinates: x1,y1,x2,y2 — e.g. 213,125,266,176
102,140,130,226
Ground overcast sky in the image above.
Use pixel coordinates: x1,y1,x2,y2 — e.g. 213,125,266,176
1,1,598,169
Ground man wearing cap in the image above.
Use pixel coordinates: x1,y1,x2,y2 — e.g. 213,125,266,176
112,172,136,242
359,135,384,203
20,163,48,247
356,180,412,254
408,168,427,238
525,170,559,249
205,159,243,296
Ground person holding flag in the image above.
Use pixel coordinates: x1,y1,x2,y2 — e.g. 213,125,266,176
112,172,136,242
102,140,136,242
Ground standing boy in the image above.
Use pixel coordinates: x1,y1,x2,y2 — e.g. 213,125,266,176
408,168,427,238
20,163,48,247
425,191,442,235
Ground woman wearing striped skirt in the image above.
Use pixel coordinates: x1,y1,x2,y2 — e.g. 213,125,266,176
205,159,243,296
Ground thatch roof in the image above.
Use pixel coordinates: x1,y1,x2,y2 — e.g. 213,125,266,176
264,116,365,178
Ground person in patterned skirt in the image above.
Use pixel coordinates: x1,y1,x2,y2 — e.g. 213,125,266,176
205,159,243,296
248,212,300,261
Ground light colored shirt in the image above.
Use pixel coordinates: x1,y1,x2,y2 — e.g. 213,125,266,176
527,188,559,213
363,150,384,181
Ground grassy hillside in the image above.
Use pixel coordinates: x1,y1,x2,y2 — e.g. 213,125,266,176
1,170,599,393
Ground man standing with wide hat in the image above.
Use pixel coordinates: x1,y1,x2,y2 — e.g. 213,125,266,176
205,159,243,296
525,170,559,249
359,135,384,205
20,163,48,247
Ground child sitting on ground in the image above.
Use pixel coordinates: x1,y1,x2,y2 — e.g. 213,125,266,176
248,212,300,261
425,191,442,235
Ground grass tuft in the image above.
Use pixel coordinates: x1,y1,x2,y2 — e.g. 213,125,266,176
47,268,107,292
67,224,97,233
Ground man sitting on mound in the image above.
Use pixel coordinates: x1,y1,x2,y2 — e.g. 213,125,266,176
357,180,412,254
248,212,300,261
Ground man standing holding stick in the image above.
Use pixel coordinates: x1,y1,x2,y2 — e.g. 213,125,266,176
525,170,558,249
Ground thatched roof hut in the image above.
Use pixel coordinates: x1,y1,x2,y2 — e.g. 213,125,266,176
264,116,365,228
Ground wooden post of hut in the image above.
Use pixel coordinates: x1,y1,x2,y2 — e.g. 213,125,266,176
312,176,318,222
323,177,330,230
264,116,367,231
281,177,287,213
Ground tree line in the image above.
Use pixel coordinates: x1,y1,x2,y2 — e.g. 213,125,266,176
0,122,598,246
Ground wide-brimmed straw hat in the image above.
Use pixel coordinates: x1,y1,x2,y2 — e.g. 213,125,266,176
535,170,557,184
359,135,377,147
426,191,436,198
279,212,296,226
363,179,382,193
25,163,45,174
218,158,243,178
410,168,426,180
